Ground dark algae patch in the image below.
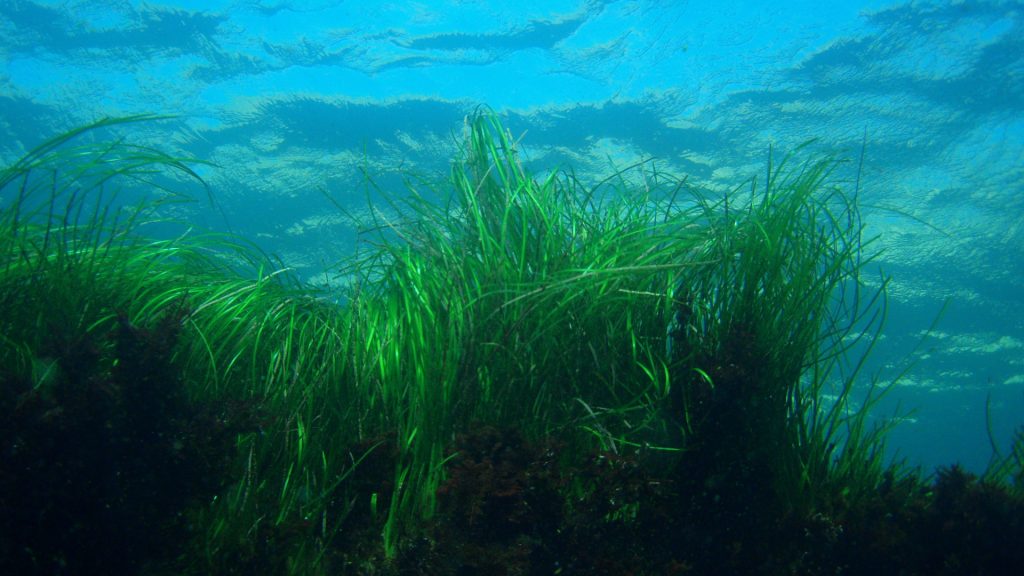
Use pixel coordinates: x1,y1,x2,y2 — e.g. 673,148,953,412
0,306,260,574
1,113,1022,574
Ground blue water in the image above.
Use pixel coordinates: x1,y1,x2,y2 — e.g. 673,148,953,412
2,0,1021,474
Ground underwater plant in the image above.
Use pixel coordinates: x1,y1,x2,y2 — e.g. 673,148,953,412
0,116,360,574
337,111,905,561
666,145,897,515
0,115,255,573
337,111,704,555
4,111,1021,574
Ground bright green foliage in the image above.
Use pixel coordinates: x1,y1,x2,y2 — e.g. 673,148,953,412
342,113,701,552
6,111,1003,573
1,115,204,382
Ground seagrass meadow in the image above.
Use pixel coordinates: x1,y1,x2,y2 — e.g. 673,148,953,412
2,113,1023,575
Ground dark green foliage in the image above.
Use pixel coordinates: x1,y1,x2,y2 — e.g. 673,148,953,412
919,466,1024,574
986,424,1024,494
422,426,679,575
667,150,892,512
0,308,258,575
392,427,1024,576
0,116,273,574
429,427,564,574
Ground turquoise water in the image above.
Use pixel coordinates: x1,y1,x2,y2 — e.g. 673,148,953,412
2,0,1021,474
